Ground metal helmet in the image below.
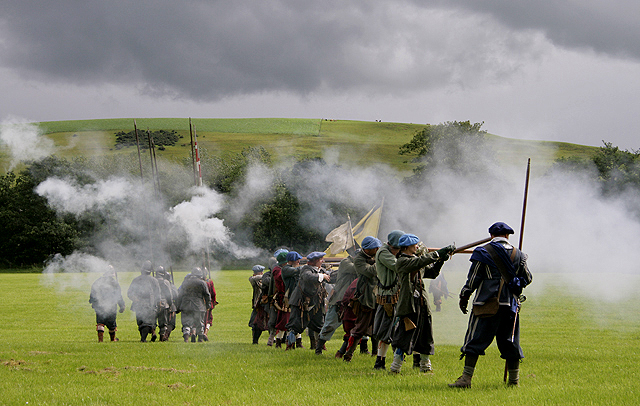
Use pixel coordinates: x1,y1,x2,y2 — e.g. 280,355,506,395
141,260,153,274
104,265,116,277
155,266,166,278
192,266,204,278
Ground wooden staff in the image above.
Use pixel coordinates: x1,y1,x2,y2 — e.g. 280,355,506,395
133,120,144,181
189,118,198,186
505,158,531,382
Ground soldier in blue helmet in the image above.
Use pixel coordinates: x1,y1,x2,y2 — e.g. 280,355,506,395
285,251,331,350
389,234,455,374
342,236,383,362
372,230,404,369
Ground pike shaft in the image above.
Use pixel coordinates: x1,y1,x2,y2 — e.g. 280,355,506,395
519,158,531,250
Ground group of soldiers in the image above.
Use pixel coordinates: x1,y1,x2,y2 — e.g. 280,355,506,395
89,261,217,344
248,222,532,388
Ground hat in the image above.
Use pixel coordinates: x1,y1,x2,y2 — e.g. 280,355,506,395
276,251,289,264
387,230,405,247
252,265,265,274
398,233,420,247
307,251,326,261
273,248,289,258
361,236,382,250
489,222,514,236
286,251,303,262
192,267,204,278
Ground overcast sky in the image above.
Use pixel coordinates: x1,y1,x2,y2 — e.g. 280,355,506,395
1,0,639,149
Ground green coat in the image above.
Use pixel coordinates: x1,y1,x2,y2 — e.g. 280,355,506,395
354,249,378,310
375,244,399,297
395,252,443,318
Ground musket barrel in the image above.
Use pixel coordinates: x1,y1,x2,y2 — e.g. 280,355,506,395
453,237,491,253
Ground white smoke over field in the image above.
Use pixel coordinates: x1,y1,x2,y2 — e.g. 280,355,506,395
235,141,640,309
0,117,55,170
37,171,261,278
21,122,640,315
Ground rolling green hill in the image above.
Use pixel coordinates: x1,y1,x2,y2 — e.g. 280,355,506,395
1,118,598,176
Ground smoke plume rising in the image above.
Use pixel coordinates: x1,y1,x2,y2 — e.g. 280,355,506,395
0,117,54,170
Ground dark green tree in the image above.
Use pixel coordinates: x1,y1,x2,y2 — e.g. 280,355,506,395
199,146,272,194
399,121,488,178
251,182,324,251
0,170,78,267
592,142,640,195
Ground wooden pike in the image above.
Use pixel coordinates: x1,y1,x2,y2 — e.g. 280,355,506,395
505,157,531,382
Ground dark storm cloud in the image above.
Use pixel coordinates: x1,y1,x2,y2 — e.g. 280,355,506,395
439,0,640,59
0,0,543,101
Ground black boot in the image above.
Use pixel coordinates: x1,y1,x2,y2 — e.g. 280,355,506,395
336,339,348,358
252,329,262,345
371,338,378,357
275,338,282,349
413,353,421,368
109,330,118,342
360,338,370,355
343,337,358,362
140,327,150,342
309,335,316,351
374,356,386,370
296,337,304,349
315,338,327,355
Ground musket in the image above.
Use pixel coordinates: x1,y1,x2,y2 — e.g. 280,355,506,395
505,158,531,382
452,237,491,254
426,237,491,254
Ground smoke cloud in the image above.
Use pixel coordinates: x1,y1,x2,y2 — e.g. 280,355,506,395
0,117,54,170
30,128,640,317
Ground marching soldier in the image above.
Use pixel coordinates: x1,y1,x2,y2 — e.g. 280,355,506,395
89,265,125,342
127,261,162,342
176,267,211,343
155,266,178,341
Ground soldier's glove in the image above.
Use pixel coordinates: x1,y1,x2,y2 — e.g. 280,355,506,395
436,244,456,261
459,294,470,314
508,277,524,296
366,257,375,265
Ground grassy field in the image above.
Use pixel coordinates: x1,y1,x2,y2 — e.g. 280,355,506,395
1,118,599,176
1,265,638,405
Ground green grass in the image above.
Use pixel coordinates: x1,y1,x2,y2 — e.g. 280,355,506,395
1,118,599,175
0,267,638,405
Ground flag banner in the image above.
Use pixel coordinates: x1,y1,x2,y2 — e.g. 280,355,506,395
324,200,383,257
324,218,354,255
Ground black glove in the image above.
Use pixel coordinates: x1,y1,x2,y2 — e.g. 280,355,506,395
459,295,469,314
508,277,524,296
436,244,456,261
